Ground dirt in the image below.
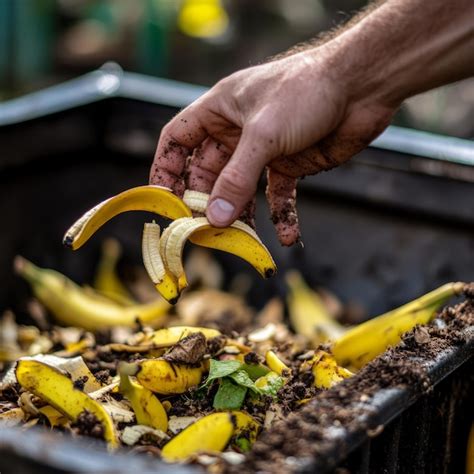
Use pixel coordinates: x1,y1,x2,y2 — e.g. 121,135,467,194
71,409,104,440
225,289,474,473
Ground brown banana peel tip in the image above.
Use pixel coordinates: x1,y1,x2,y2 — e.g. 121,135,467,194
63,234,74,249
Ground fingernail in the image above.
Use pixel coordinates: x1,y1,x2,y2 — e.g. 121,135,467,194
207,198,235,225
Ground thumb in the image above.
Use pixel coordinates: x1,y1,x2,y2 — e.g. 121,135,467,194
206,129,273,227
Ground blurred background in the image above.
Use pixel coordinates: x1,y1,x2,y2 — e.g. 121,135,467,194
0,0,473,138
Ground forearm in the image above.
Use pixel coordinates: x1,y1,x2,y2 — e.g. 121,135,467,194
314,0,474,107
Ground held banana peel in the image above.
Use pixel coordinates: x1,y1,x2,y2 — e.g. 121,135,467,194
63,185,192,250
142,221,181,303
64,187,276,304
160,217,276,290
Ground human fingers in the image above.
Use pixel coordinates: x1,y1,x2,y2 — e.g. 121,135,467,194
186,137,230,194
265,168,299,246
150,107,208,196
206,127,275,227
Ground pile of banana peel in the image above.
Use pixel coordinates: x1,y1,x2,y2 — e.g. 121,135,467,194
0,185,469,468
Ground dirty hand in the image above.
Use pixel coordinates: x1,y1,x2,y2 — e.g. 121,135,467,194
150,0,474,246
149,49,394,246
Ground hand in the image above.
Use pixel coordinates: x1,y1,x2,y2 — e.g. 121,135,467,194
150,47,395,245
150,0,474,246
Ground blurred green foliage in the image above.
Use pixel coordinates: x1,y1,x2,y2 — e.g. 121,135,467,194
0,0,472,137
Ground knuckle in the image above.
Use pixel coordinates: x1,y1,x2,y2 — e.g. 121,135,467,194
247,120,276,148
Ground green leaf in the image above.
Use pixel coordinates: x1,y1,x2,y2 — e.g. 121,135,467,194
229,369,260,394
204,359,242,387
242,363,270,381
234,436,252,452
213,378,247,410
256,373,285,398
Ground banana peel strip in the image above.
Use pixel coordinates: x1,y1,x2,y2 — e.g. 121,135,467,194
63,185,192,250
265,350,291,377
133,358,205,395
142,221,180,303
160,217,276,289
309,350,353,389
286,270,346,344
119,364,168,432
146,326,221,347
332,282,464,369
16,360,118,449
161,412,234,462
15,256,170,331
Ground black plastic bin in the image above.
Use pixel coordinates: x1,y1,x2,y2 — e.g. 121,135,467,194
0,65,472,473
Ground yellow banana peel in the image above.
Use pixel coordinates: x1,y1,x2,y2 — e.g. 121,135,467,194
63,185,192,250
161,412,234,462
286,271,346,345
16,359,118,449
308,350,353,389
467,423,474,474
94,238,135,305
146,326,221,347
131,358,204,395
332,282,464,369
118,363,168,432
64,187,275,305
232,411,260,445
265,350,291,377
142,221,181,303
15,256,169,331
39,405,69,428
161,217,276,285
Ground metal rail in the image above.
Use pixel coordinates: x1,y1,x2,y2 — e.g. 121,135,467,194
0,63,473,166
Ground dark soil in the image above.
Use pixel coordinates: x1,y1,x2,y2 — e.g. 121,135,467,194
71,409,104,440
226,287,474,474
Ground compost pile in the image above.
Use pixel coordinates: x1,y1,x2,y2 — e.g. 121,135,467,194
0,239,472,471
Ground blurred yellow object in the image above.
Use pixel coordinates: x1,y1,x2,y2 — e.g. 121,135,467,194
178,0,229,38
94,238,135,305
467,423,474,474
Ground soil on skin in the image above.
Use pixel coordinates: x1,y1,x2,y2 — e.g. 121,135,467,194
226,287,474,473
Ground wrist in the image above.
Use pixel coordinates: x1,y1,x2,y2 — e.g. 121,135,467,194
316,0,474,109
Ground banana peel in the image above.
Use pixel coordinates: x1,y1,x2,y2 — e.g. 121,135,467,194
142,222,181,304
118,363,168,432
305,350,353,389
265,350,291,377
161,412,234,462
39,405,69,428
145,326,221,347
160,217,276,296
63,185,192,250
16,359,118,449
332,282,464,369
15,256,169,331
129,358,205,395
64,187,276,304
286,271,346,345
232,411,260,445
94,238,135,305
